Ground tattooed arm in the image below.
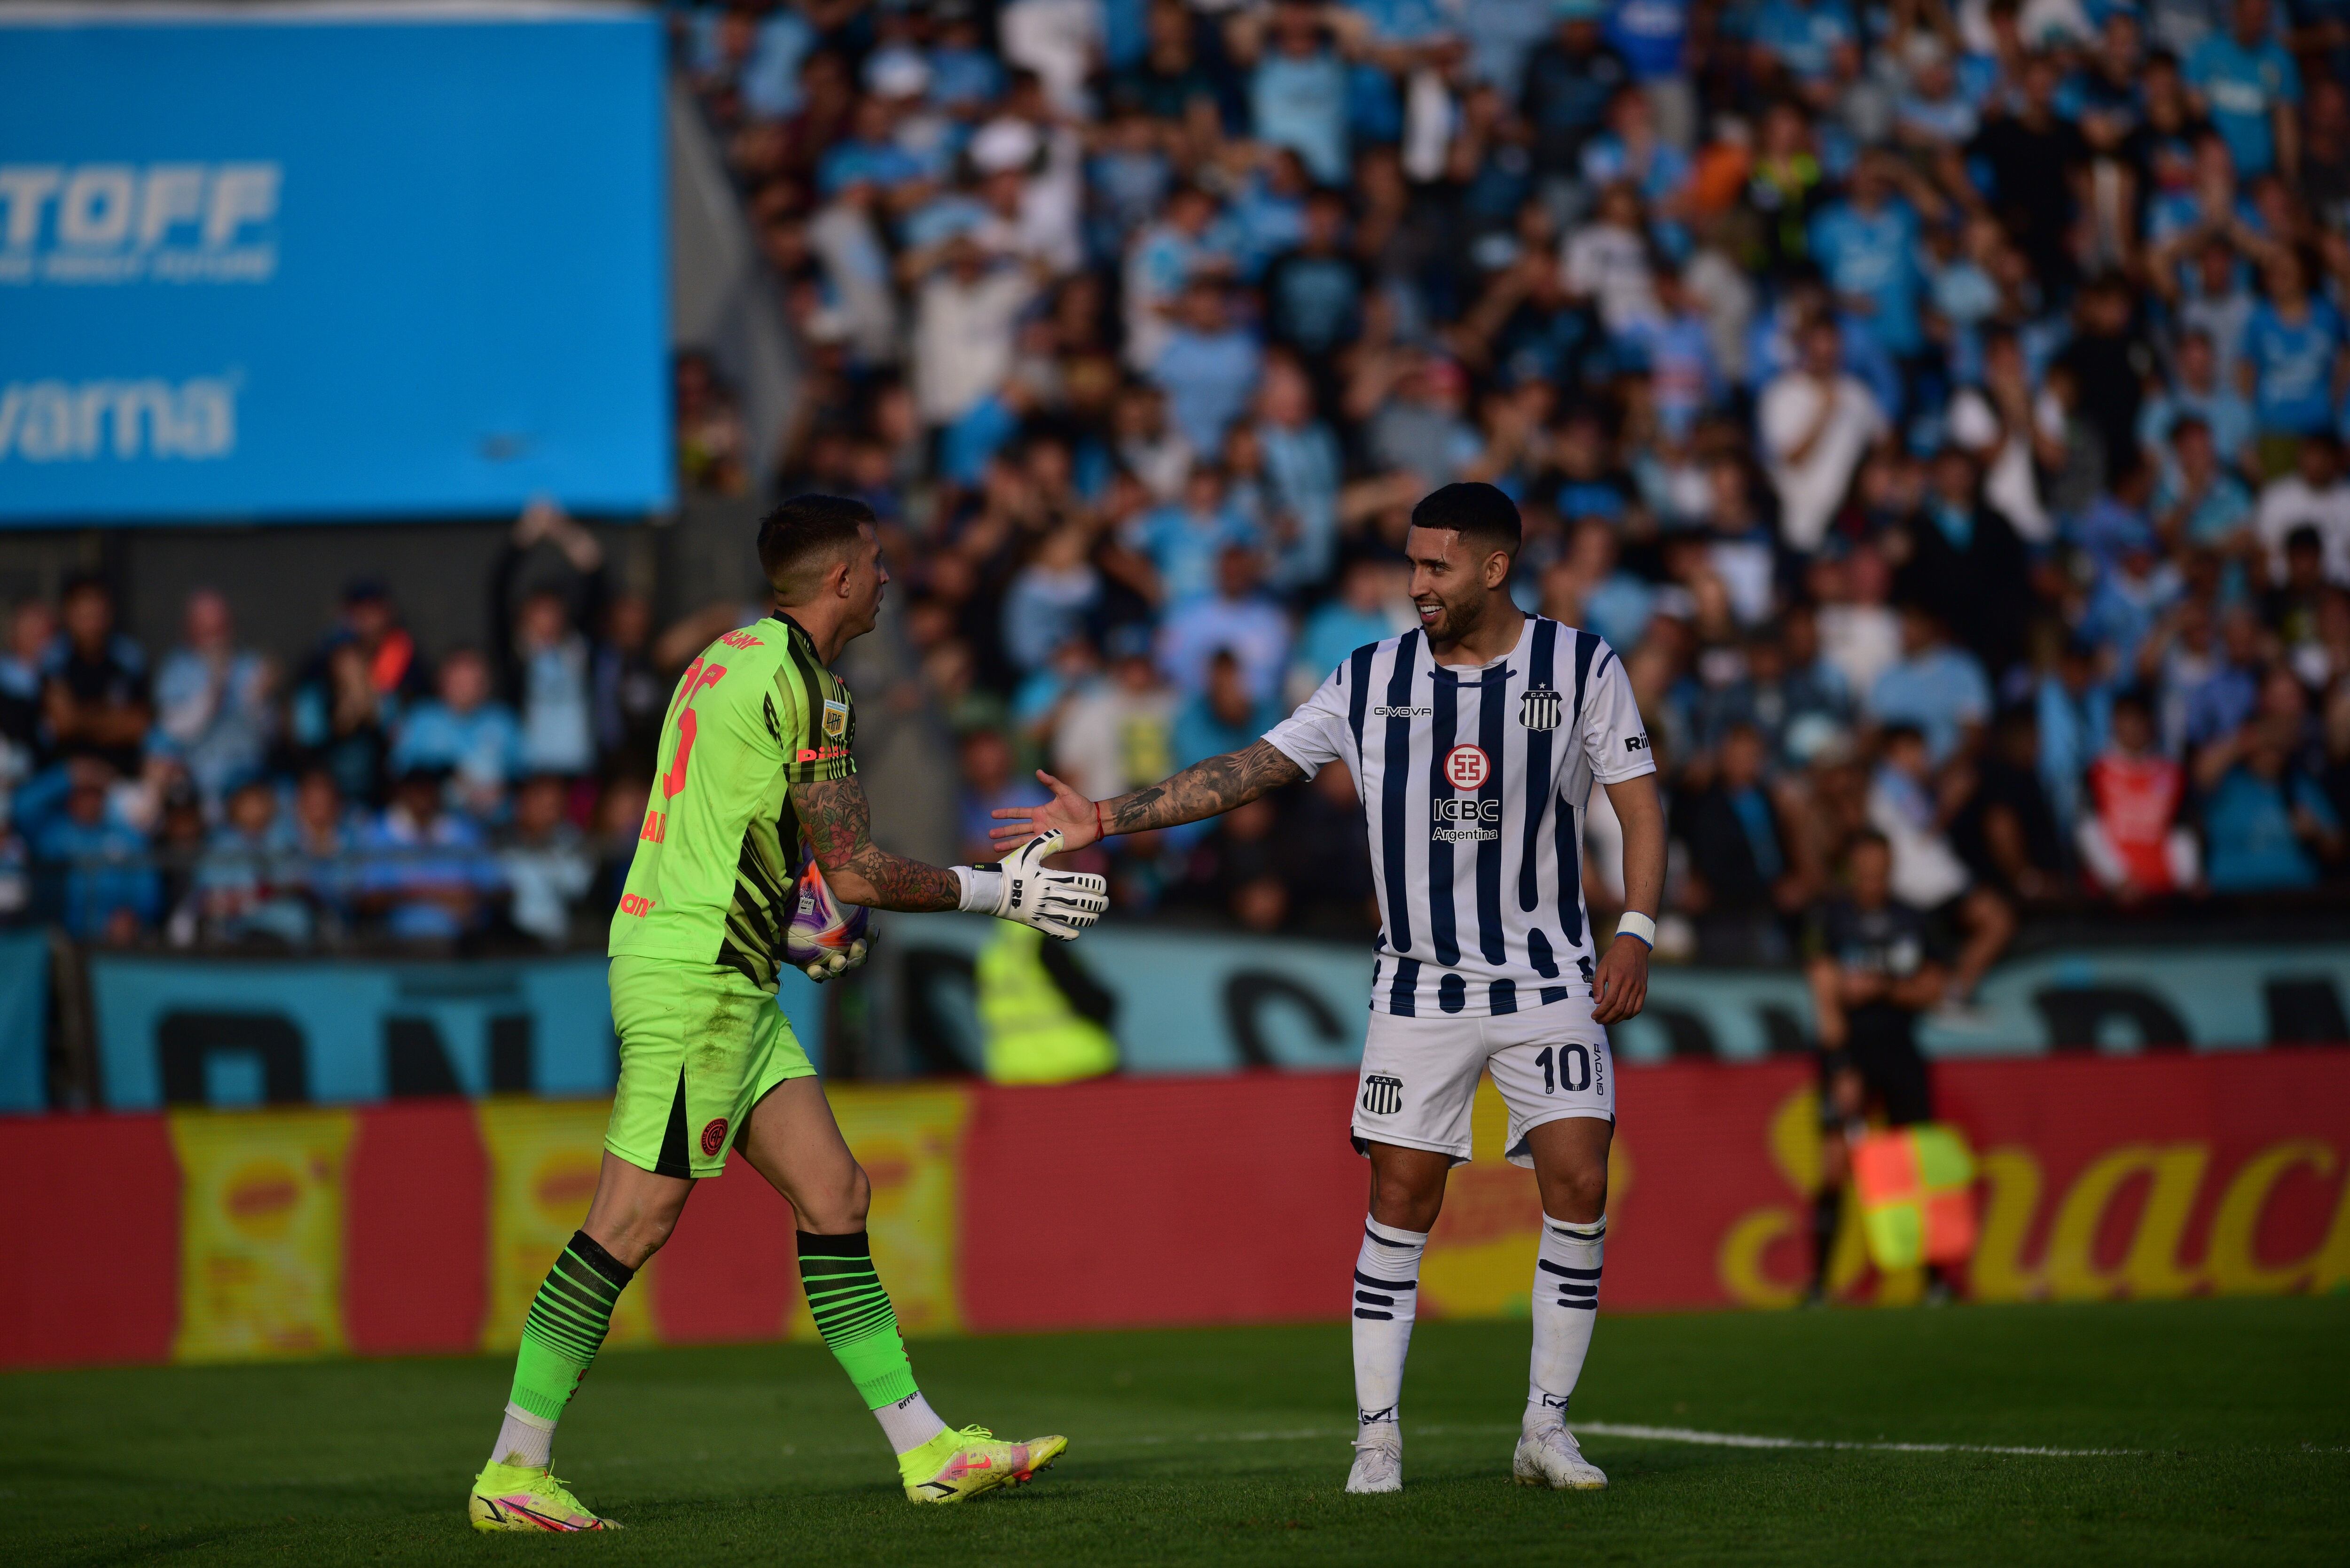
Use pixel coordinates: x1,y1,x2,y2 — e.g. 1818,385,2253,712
791,774,963,911
985,741,1307,853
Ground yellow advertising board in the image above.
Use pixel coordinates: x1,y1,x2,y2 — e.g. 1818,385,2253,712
786,1083,973,1342
476,1098,656,1354
169,1108,353,1362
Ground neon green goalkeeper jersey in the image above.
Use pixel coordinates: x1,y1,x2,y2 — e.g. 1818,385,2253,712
608,614,855,991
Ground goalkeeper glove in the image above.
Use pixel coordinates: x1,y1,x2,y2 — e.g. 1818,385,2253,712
802,935,872,983
953,830,1108,939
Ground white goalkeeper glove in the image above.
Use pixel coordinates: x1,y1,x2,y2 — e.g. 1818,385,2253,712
953,830,1108,940
802,935,872,983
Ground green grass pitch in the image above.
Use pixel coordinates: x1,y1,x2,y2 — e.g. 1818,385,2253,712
3,1298,2344,1566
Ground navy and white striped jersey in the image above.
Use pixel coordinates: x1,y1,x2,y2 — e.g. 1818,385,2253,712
1262,616,1653,1019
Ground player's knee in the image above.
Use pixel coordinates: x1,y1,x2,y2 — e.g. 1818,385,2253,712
1368,1168,1444,1231
1550,1160,1608,1221
794,1159,871,1233
843,1160,872,1226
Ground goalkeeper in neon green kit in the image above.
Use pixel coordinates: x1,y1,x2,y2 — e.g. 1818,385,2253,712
470,495,1107,1531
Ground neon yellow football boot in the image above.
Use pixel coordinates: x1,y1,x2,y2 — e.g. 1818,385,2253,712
468,1460,623,1531
898,1425,1068,1503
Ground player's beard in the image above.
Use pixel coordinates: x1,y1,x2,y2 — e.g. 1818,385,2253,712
1416,583,1494,650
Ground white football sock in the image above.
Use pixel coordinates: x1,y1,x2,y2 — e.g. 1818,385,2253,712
873,1389,949,1455
1527,1214,1606,1430
1352,1216,1428,1427
490,1401,555,1469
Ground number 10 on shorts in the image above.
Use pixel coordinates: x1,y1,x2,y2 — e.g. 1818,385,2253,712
1535,1044,1592,1095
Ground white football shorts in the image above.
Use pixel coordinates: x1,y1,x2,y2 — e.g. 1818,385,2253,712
1350,998,1615,1169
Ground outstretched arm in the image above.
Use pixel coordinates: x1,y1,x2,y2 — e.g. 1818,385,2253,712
792,774,963,911
988,740,1307,852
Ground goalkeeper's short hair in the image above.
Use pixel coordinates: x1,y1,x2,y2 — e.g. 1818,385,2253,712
759,493,875,601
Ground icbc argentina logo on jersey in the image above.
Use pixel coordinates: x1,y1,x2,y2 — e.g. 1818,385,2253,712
1432,744,1499,842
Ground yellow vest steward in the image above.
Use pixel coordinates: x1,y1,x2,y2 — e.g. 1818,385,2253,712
975,923,1117,1085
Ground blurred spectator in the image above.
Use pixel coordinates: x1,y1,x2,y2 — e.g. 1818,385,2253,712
2255,437,2350,585
43,574,150,779
1158,546,1292,702
356,765,505,944
1152,280,1263,455
1675,721,1807,961
1174,647,1281,767
290,767,360,938
675,350,751,495
154,590,274,811
956,727,1047,863
392,650,520,821
1128,463,1257,604
2078,691,2200,900
499,774,595,948
2197,716,2342,891
35,758,157,944
512,591,596,779
0,600,55,785
1762,317,1888,552
189,774,310,947
1869,605,1991,764
593,594,667,779
1003,524,1104,672
1053,627,1179,800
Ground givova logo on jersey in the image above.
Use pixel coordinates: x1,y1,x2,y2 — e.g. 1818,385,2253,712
0,163,281,286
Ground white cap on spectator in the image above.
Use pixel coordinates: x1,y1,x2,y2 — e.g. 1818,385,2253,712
970,117,1040,175
865,46,932,100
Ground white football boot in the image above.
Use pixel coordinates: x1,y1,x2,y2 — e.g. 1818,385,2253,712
1345,1423,1403,1493
1513,1420,1608,1490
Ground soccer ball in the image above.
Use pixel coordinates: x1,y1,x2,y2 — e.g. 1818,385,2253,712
784,858,871,979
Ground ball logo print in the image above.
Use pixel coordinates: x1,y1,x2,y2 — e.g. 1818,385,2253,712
1444,745,1490,791
699,1118,729,1158
1362,1073,1403,1116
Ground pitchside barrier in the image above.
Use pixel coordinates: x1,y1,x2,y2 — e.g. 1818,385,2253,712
1,1052,2344,1368
34,922,2350,1116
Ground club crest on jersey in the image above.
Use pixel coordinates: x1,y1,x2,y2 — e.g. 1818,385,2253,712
1443,744,1490,790
1520,686,1563,731
822,698,850,740
1361,1073,1404,1116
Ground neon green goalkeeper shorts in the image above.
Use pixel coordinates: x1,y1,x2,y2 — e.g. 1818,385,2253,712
605,954,815,1179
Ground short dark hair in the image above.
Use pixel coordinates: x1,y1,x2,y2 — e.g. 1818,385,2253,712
758,493,875,601
1409,482,1521,561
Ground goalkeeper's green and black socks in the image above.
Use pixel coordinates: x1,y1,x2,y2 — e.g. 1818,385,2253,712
491,1229,635,1468
799,1230,949,1454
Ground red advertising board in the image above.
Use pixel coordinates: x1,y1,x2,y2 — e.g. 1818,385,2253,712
2,1052,2345,1368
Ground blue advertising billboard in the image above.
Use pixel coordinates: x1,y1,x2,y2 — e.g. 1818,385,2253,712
0,3,670,523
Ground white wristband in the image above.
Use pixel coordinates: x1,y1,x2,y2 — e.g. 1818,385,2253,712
953,865,1003,914
1614,911,1657,949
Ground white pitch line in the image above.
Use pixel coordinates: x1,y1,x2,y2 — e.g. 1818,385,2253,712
1573,1421,2141,1458
1090,1422,2140,1458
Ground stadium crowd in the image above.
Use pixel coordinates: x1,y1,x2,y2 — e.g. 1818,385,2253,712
8,0,2350,980
675,0,2350,989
